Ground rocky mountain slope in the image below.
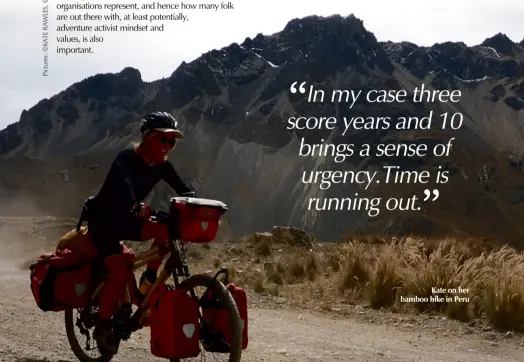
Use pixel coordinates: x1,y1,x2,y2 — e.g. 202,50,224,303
1,15,524,243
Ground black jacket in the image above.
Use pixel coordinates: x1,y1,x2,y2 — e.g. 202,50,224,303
94,147,192,215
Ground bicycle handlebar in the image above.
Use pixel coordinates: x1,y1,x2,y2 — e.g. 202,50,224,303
132,191,197,218
148,209,182,243
134,190,199,238
149,209,171,222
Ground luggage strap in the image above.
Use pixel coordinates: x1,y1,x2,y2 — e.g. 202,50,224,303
76,196,96,232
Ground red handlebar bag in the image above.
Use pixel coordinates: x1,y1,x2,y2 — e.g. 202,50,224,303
170,197,227,243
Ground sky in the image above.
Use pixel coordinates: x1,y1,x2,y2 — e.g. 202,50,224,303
0,0,522,130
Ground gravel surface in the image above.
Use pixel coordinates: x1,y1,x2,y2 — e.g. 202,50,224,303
1,266,523,362
1,217,523,361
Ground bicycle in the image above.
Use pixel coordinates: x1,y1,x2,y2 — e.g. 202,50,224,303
63,198,245,362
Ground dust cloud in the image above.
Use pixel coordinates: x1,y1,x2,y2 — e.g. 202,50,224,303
0,197,76,274
0,194,47,217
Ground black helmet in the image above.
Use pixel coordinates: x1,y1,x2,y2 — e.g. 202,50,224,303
140,111,184,138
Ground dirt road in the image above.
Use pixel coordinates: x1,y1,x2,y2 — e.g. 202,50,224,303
1,265,523,362
0,218,523,361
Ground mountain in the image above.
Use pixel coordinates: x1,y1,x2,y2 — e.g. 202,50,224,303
1,14,524,244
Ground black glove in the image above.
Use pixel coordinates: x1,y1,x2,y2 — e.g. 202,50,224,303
130,202,143,215
131,202,152,219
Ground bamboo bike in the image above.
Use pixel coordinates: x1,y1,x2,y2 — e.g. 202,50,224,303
64,210,243,362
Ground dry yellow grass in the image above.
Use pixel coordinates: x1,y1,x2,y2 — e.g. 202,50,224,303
123,233,524,332
215,235,524,332
19,215,524,332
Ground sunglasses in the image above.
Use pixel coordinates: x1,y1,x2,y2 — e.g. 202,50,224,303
159,136,176,147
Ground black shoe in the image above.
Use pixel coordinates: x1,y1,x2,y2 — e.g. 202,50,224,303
94,322,118,355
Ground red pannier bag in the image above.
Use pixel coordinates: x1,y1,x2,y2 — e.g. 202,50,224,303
201,283,248,352
30,248,92,312
149,285,201,359
169,197,227,243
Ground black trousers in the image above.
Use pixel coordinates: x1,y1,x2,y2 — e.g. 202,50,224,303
88,212,145,257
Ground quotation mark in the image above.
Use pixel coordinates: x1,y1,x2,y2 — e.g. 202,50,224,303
423,189,440,202
290,81,307,94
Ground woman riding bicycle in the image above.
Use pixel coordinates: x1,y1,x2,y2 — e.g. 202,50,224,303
86,111,195,353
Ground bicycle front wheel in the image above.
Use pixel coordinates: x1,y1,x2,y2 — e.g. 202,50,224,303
169,273,243,362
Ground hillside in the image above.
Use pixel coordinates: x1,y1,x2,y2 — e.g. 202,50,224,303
1,15,524,244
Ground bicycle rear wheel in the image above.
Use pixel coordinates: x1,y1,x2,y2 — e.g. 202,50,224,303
65,306,114,362
169,273,243,362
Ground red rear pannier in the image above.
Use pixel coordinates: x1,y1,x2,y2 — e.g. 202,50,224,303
30,248,92,312
149,285,201,359
169,197,227,243
202,283,248,352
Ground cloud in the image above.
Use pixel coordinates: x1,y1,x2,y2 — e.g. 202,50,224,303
1,0,523,129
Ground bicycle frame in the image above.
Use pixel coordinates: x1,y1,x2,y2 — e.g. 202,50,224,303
89,238,192,333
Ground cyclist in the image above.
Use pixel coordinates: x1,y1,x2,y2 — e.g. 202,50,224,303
87,111,195,353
